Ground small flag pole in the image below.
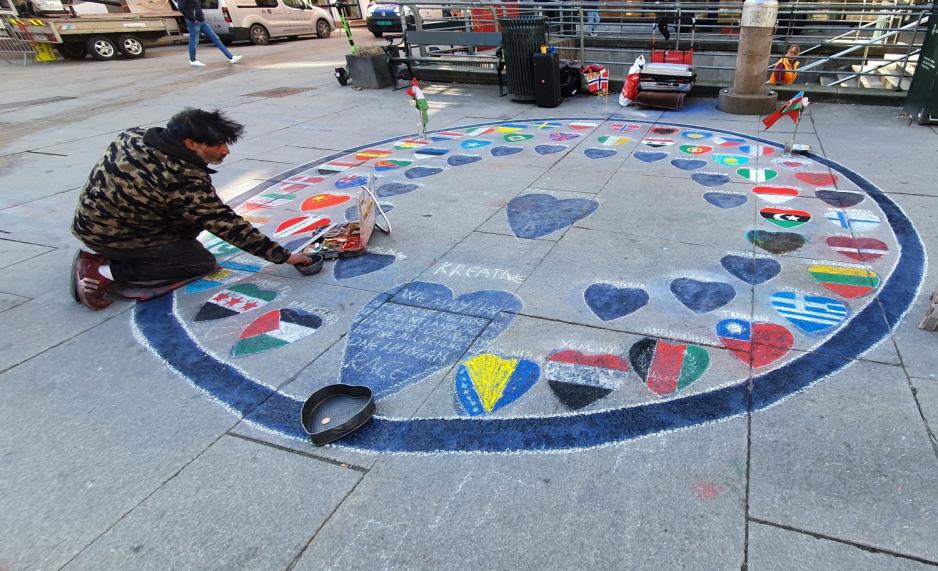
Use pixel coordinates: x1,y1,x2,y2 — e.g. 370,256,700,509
785,96,809,155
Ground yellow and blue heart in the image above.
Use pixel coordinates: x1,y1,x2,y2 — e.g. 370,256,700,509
456,354,540,416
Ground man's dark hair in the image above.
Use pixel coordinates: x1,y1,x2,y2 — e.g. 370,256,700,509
166,108,244,145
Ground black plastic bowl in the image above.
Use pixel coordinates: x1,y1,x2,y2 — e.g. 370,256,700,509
295,253,325,276
300,384,376,446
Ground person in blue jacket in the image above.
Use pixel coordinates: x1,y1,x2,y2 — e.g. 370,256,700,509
175,0,242,66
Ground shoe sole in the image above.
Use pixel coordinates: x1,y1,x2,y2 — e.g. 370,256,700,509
70,250,82,303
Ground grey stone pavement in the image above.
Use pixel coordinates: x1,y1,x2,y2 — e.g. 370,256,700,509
2,30,938,570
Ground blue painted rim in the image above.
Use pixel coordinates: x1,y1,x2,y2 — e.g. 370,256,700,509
134,118,925,454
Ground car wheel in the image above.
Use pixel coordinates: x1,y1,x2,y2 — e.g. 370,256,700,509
371,31,383,38
249,24,270,45
316,19,331,38
57,42,87,60
86,36,118,60
116,34,146,58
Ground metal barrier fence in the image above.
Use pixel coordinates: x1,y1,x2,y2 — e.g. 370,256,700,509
1,17,59,65
391,1,933,90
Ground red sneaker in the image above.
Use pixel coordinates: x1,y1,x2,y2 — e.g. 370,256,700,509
74,251,113,310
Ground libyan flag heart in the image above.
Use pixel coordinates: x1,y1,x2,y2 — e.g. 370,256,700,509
195,283,277,321
760,206,811,228
629,338,709,397
716,318,793,368
231,309,322,357
456,354,540,416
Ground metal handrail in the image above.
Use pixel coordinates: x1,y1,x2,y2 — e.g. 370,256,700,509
798,15,929,72
826,48,921,85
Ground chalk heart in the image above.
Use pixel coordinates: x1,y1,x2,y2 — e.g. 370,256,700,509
456,354,540,416
447,154,482,167
720,255,782,285
231,309,322,358
335,175,368,189
340,281,522,399
345,203,393,222
670,278,736,313
816,189,864,208
584,148,617,159
334,253,395,280
633,151,668,163
377,182,418,198
491,145,524,157
672,158,708,171
747,230,806,254
584,283,649,321
679,144,712,156
691,172,730,188
535,144,567,155
506,193,599,239
405,166,443,179
796,172,837,187
301,193,349,211
717,319,794,368
704,192,748,209
629,338,710,397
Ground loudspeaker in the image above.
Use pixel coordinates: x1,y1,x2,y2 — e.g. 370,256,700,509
533,52,562,108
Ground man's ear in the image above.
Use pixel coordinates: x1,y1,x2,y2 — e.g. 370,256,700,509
182,138,199,152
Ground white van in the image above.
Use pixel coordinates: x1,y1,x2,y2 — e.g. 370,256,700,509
202,0,334,45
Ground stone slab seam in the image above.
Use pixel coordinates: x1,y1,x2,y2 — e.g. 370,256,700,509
228,432,369,473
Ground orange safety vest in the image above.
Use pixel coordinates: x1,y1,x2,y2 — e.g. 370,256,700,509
768,57,800,85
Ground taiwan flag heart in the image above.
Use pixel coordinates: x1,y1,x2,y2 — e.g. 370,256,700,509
301,193,350,211
194,283,277,321
231,309,322,357
808,264,880,299
716,319,793,368
456,354,539,416
826,236,889,262
545,350,629,410
760,206,811,228
629,338,710,397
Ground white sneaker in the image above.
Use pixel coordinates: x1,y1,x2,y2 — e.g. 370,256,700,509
228,55,242,64
190,60,206,67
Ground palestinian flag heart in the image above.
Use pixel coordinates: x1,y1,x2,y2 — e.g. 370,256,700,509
796,172,838,187
752,185,800,204
355,148,391,161
503,133,533,143
241,191,296,211
826,236,889,262
760,206,811,228
808,264,880,299
273,215,330,237
544,350,629,410
713,154,750,168
598,135,630,146
737,168,778,182
301,193,349,211
231,309,322,357
628,338,709,397
194,283,277,322
568,121,598,130
680,144,712,156
611,122,641,133
373,159,412,172
317,160,363,175
642,137,675,148
394,138,429,149
455,354,539,416
716,319,793,368
279,176,325,192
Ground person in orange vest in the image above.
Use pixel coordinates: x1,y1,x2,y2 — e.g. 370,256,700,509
768,44,801,85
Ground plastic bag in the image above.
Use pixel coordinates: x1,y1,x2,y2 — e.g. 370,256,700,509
619,55,645,107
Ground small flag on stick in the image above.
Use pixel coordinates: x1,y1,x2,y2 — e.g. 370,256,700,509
405,78,429,137
762,91,809,130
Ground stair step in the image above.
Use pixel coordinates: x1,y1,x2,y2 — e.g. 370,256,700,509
859,75,884,89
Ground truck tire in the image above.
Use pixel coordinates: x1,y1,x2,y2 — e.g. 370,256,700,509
316,19,331,38
86,36,118,60
57,42,87,60
117,34,146,58
249,24,270,45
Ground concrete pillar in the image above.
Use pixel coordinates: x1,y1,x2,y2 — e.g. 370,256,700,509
718,0,779,115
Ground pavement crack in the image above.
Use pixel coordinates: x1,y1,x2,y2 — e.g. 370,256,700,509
227,433,369,473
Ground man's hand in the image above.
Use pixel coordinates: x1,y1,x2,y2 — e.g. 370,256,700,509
287,253,314,266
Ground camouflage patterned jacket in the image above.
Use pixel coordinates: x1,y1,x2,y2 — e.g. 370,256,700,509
72,127,291,264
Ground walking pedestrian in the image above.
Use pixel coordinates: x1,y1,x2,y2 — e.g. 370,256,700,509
175,0,242,66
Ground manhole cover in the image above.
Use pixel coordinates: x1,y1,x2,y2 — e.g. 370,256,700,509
243,87,314,98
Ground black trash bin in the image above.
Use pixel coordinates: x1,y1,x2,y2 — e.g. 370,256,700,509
500,17,547,102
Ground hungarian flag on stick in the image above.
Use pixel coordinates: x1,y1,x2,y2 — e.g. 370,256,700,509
405,78,429,135
762,91,808,129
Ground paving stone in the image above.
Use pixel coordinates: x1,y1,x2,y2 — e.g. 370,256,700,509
65,435,362,571
0,238,53,269
909,377,938,448
0,291,29,312
748,522,937,571
750,361,938,561
0,189,85,249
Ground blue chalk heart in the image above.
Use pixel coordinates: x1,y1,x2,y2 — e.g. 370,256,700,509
633,151,668,163
376,182,418,198
671,158,708,171
506,193,599,239
584,148,617,159
491,146,523,157
341,281,522,398
720,255,782,285
670,278,736,313
334,253,396,280
691,172,731,188
704,192,748,209
584,283,649,321
405,166,443,179
345,203,393,221
535,144,566,155
415,147,449,156
447,154,482,167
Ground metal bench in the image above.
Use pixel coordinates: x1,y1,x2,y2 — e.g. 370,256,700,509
393,29,505,96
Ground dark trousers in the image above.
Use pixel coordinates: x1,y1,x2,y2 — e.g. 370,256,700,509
89,240,217,285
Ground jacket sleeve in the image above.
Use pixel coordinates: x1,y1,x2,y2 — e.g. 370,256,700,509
175,0,201,21
174,184,293,264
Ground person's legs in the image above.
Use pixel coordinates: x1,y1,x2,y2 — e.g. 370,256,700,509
587,10,600,34
93,240,218,285
186,19,200,62
197,21,235,60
